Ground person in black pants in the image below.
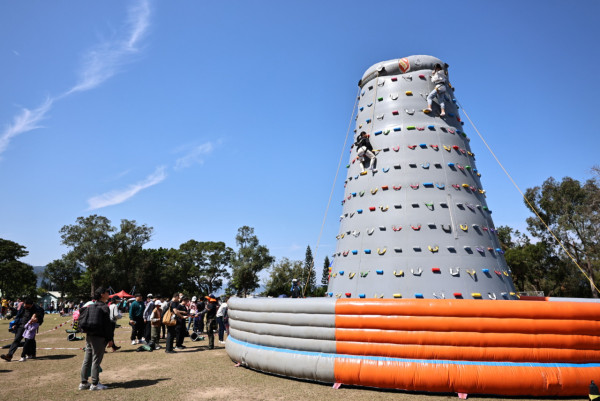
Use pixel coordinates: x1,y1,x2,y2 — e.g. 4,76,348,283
1,299,44,362
175,297,190,349
128,294,145,345
165,294,187,353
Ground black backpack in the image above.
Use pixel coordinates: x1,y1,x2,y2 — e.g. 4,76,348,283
78,304,101,333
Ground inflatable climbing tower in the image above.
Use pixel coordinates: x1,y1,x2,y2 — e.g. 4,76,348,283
328,55,517,300
226,56,600,398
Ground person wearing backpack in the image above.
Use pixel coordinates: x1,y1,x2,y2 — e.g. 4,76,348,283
164,293,188,354
78,287,114,391
1,298,44,362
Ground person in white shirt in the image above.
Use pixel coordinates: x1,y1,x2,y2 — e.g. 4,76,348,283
425,63,449,117
216,297,229,344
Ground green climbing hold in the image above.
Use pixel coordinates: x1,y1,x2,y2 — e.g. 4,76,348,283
407,126,416,130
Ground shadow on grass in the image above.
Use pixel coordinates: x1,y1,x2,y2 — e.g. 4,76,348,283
109,378,170,389
36,354,76,360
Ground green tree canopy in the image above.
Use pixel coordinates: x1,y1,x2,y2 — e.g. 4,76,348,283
264,257,303,297
229,226,274,297
321,255,330,286
524,176,600,297
60,215,115,296
178,240,233,295
43,253,82,298
0,238,37,299
303,246,316,296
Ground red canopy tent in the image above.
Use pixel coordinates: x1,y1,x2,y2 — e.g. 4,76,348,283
110,290,133,298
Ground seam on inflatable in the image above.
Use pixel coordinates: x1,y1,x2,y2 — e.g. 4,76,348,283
227,336,600,368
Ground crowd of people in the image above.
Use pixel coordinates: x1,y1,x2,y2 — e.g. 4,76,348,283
0,288,230,391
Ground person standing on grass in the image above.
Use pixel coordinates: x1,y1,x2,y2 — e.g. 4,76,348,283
1,298,44,362
107,296,122,352
175,297,190,350
79,287,115,391
149,300,162,350
143,293,156,344
18,314,39,362
129,293,145,345
201,294,218,349
165,293,187,354
216,297,229,344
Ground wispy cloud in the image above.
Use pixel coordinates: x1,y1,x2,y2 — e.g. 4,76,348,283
0,97,53,156
87,165,167,210
65,0,151,95
174,142,214,170
0,0,151,157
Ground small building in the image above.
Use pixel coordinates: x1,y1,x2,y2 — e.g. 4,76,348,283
38,291,63,310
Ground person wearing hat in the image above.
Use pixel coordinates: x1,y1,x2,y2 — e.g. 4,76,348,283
143,294,156,345
290,279,302,298
187,296,198,332
149,299,162,350
200,294,218,349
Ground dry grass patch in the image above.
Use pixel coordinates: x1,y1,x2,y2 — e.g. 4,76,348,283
0,316,585,401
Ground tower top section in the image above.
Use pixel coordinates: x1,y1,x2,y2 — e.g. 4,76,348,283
359,55,445,88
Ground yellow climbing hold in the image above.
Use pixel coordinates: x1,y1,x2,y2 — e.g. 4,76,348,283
393,270,404,277
393,293,402,298
377,248,387,255
428,245,439,253
360,171,367,176
460,224,468,231
349,272,356,279
371,188,378,194
471,293,482,298
405,91,413,96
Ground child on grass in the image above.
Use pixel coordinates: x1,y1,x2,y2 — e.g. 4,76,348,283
19,314,39,362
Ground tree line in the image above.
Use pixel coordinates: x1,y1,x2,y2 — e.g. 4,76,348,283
1,168,599,300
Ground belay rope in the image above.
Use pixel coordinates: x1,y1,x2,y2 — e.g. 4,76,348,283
458,101,600,296
302,87,361,297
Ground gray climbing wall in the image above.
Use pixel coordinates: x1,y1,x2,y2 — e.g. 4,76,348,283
328,55,517,300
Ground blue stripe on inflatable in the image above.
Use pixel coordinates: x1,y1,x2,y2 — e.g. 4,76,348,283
228,336,600,368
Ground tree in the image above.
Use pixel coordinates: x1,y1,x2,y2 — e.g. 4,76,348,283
43,253,82,298
178,240,233,295
497,226,577,297
0,239,37,299
135,247,184,297
524,176,600,297
303,246,316,296
264,258,303,297
229,226,274,297
111,219,153,291
321,255,330,287
60,215,115,296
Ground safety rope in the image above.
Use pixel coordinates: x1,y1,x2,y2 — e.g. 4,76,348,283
302,87,361,297
458,102,600,296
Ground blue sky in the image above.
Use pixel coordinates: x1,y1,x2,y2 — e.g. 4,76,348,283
1,1,599,282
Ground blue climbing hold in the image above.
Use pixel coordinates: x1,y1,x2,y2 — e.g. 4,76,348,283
376,270,384,274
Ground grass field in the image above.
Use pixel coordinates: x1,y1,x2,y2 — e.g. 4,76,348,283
0,315,586,401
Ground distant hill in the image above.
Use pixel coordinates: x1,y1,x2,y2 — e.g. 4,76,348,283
33,266,46,287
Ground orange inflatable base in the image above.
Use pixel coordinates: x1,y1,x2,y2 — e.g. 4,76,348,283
334,357,600,396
